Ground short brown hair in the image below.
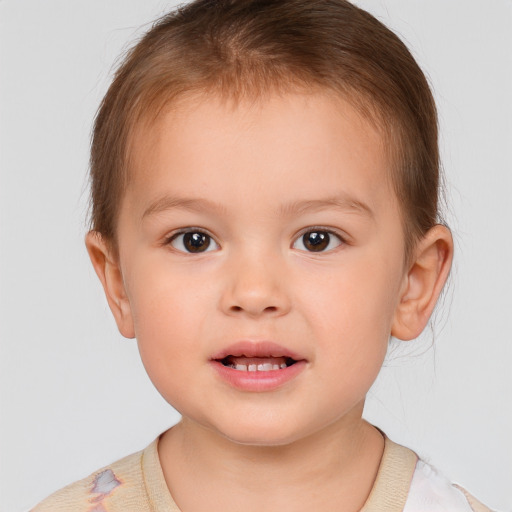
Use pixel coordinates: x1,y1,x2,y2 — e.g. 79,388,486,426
90,0,442,263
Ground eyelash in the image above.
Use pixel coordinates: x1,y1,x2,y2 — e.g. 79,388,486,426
164,227,347,254
165,228,219,254
292,227,346,253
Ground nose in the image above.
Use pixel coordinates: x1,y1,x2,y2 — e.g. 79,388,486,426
220,253,291,318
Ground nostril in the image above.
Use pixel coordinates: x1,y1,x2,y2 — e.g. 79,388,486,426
229,305,279,314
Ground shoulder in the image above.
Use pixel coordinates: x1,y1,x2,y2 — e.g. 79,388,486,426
365,433,495,512
404,459,494,512
30,442,152,512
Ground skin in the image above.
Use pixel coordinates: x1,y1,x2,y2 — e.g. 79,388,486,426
87,91,453,511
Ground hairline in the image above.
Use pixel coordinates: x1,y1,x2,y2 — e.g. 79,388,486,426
109,81,415,266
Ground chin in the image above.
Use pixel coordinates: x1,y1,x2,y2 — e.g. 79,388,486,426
213,418,318,448
223,431,301,448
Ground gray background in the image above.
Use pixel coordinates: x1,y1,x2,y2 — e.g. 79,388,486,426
1,1,511,510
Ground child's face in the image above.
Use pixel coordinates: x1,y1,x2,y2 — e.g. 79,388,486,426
112,92,409,445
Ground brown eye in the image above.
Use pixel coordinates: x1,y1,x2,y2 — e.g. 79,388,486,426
183,232,210,252
303,232,329,251
293,230,343,252
170,231,218,253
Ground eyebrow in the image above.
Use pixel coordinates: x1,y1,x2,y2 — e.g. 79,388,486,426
142,196,228,219
278,195,374,219
142,193,374,219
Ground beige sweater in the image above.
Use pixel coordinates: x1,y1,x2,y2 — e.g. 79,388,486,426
31,435,492,512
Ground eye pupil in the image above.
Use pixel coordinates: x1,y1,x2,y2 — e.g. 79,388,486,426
303,231,329,252
183,232,210,252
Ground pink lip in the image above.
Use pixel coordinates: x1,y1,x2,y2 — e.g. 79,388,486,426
210,341,304,361
210,341,307,392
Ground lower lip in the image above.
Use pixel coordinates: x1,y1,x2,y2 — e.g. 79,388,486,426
210,360,307,392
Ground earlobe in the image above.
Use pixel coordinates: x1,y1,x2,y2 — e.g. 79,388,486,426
85,231,135,339
391,225,453,341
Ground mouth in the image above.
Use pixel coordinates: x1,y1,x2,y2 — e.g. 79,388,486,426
218,355,298,372
210,342,307,391
211,340,305,376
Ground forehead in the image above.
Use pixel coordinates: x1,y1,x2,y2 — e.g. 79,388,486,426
124,91,397,223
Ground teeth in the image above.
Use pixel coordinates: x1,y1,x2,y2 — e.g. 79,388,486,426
229,362,290,372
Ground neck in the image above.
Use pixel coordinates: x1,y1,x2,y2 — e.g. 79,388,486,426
158,405,385,512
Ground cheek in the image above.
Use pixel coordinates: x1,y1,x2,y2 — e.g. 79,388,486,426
307,276,391,408
300,258,400,336
125,260,210,385
297,250,402,376
128,254,213,332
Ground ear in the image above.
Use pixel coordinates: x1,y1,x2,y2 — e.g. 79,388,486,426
85,231,135,339
391,225,453,341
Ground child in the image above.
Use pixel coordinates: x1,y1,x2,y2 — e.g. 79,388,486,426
31,0,495,510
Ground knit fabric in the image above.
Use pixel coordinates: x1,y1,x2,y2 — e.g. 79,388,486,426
31,433,493,512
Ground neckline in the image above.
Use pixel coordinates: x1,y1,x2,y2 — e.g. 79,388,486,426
141,431,417,512
360,435,418,512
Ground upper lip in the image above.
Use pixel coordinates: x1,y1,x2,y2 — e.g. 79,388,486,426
210,341,305,361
